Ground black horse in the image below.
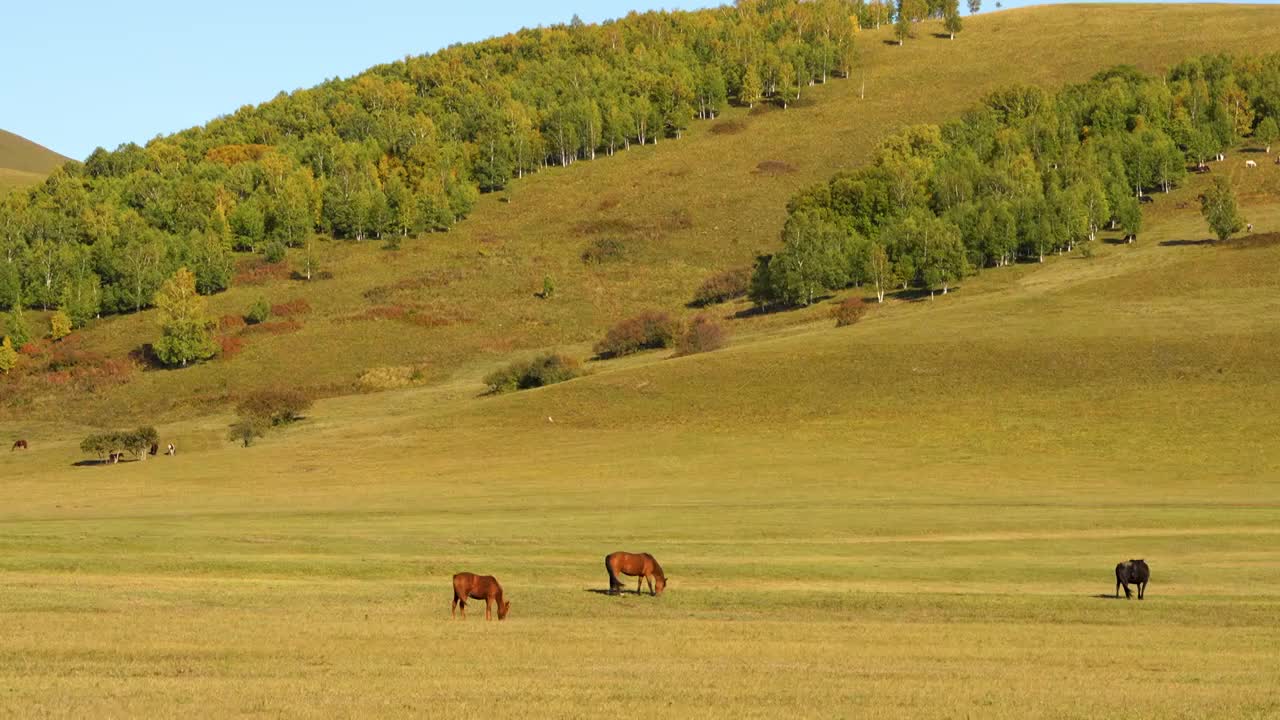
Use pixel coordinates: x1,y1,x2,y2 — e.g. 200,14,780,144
1115,559,1150,600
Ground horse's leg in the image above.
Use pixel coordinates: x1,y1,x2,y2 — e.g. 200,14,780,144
637,575,643,595
646,575,655,596
485,597,493,621
451,594,458,619
1139,582,1145,600
1115,580,1121,598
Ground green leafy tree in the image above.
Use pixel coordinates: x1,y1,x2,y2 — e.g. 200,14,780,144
50,309,72,341
967,0,980,13
1200,177,1245,242
229,418,268,448
0,336,16,374
740,65,763,109
761,211,856,306
1256,116,1279,151
153,268,218,367
943,0,963,38
1115,196,1142,243
5,304,30,348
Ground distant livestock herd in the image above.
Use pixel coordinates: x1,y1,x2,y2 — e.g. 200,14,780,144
450,552,1152,621
8,440,1159,614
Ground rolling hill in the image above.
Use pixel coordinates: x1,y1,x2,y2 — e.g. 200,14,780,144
6,3,1280,426
0,128,69,193
2,5,1280,716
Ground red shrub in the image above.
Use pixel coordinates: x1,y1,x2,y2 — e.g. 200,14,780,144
832,297,867,327
219,314,248,332
692,267,751,307
234,258,291,285
271,298,312,317
594,310,680,358
677,314,728,356
219,335,246,359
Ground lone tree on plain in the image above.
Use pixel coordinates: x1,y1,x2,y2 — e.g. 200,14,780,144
967,0,980,13
1200,177,1245,242
153,267,217,367
943,0,963,38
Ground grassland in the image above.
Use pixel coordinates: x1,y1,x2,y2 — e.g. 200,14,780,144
3,4,1280,717
0,128,69,193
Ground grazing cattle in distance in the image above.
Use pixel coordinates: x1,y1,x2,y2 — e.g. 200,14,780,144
1115,559,1150,600
11,440,28,451
451,572,510,621
605,551,667,596
1245,159,1258,169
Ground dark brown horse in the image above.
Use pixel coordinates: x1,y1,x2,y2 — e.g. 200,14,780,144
605,551,667,596
1115,559,1150,600
451,572,510,621
11,440,27,451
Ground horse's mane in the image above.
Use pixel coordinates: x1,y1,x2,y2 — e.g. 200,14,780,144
646,553,666,579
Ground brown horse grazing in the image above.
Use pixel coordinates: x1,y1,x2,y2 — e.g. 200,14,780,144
11,440,27,451
605,551,667,596
451,573,510,621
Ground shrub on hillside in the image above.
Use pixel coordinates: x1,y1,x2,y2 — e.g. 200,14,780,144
80,426,159,463
831,297,867,327
677,314,728,356
271,299,312,317
218,335,245,359
692,267,751,307
236,389,312,427
484,353,583,395
581,237,627,264
264,242,287,264
594,310,680,359
246,298,271,325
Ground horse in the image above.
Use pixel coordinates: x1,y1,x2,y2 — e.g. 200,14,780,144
11,440,28,451
605,551,667,596
1245,159,1258,169
451,573,510,621
1115,559,1150,600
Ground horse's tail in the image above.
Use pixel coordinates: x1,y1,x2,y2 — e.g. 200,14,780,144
605,554,621,592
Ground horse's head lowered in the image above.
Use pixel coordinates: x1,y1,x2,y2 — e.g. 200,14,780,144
499,599,511,620
655,575,667,595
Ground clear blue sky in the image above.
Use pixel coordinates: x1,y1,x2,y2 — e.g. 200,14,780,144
0,1,1265,161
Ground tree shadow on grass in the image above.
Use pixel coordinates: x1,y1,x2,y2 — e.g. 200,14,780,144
1159,239,1216,247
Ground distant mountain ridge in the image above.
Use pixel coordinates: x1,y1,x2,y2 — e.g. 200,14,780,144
0,129,69,175
0,129,70,193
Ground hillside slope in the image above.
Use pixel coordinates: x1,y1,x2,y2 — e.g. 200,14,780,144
0,129,69,192
7,3,1280,426
1,146,1277,718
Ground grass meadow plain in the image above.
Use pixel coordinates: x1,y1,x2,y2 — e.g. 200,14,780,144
3,4,1280,718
